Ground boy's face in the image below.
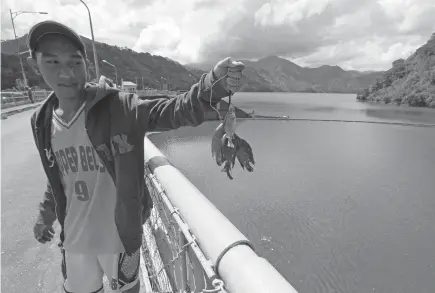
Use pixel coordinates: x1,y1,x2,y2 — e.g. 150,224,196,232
31,34,88,98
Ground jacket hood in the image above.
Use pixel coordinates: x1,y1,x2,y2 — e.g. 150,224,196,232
33,76,120,129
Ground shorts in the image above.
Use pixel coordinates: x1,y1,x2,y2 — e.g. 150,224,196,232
61,249,140,293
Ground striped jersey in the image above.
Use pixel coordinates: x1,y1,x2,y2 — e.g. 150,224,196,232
51,102,124,254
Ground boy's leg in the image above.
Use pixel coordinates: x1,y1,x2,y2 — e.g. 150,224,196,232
98,249,141,292
63,250,105,293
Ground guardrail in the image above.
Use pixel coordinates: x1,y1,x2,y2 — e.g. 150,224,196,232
1,90,50,109
137,89,178,97
142,136,299,293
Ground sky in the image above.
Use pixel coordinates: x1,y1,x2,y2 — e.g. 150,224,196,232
1,0,434,71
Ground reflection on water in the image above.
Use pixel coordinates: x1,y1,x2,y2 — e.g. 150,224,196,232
148,93,435,293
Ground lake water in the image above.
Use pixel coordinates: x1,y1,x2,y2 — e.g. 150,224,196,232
148,93,435,293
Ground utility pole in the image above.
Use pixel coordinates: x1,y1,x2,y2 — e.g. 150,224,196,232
79,0,100,78
9,10,27,88
102,59,117,86
9,9,48,88
57,0,99,77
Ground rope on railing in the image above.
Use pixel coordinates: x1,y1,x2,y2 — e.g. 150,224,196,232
143,164,228,293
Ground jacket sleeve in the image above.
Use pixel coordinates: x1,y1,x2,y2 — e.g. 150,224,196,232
127,70,229,132
35,181,57,227
30,114,57,227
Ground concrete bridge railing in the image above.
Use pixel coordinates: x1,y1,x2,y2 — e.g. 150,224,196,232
142,136,299,293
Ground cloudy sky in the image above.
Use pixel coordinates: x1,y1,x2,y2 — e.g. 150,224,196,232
1,0,434,71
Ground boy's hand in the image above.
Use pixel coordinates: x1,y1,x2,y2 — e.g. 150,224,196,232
34,223,55,244
212,57,245,93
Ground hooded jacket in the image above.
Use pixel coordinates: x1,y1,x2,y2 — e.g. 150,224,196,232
31,71,228,254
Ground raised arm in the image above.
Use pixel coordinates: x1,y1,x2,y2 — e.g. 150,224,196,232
124,57,245,133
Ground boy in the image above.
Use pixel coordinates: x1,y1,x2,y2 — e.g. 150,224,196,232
27,20,244,293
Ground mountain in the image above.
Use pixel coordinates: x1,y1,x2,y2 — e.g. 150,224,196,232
357,33,435,108
2,33,382,94
187,55,383,93
183,65,207,80
1,34,199,90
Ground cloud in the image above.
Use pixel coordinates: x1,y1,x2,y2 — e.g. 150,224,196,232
1,0,434,71
133,18,181,57
254,0,330,29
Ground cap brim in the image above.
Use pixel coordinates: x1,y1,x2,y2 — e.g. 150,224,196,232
27,21,85,55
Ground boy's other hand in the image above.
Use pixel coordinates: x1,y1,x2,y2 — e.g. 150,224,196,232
34,223,55,244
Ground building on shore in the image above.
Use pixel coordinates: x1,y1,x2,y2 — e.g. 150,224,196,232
121,80,137,93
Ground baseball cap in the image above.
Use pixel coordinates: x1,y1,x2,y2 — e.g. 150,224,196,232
27,20,87,58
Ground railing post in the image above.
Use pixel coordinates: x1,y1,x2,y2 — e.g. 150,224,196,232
142,220,173,292
178,230,189,291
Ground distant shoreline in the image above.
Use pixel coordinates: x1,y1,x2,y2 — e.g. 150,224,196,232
357,99,435,109
226,90,359,94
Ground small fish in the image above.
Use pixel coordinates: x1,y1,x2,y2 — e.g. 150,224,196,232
223,106,236,147
211,104,255,180
234,133,255,172
220,133,237,179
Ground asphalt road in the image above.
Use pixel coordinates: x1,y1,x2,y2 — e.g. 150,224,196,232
1,110,63,292
1,110,151,293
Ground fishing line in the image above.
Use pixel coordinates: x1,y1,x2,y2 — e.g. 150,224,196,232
234,116,435,127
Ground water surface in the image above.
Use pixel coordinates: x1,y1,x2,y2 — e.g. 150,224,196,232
149,93,435,293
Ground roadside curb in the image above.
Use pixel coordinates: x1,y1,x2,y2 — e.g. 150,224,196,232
1,103,41,120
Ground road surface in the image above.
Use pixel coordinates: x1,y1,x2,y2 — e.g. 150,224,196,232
1,110,150,292
1,110,63,292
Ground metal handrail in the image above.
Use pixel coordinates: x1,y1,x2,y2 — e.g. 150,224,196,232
144,136,298,293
